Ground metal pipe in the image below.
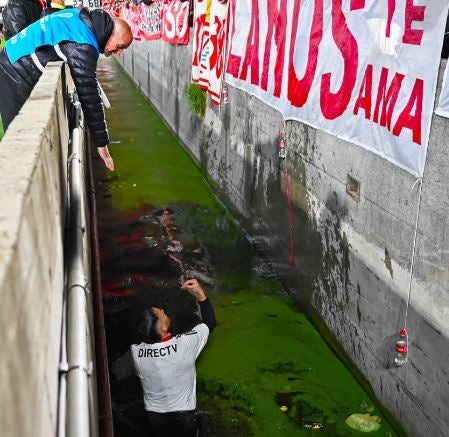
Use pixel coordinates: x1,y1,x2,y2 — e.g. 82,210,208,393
57,278,68,437
86,129,114,437
66,100,91,437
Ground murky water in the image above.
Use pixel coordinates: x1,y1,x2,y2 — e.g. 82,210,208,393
95,58,405,436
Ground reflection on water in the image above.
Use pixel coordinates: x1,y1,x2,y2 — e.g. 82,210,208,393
95,58,403,437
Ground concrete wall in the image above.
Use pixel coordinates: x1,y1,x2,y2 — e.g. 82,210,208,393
0,64,98,437
116,38,449,437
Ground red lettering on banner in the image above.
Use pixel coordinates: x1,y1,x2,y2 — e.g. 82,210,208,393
227,54,241,77
261,0,287,97
209,17,224,77
239,0,260,85
164,5,177,37
393,78,423,144
226,0,241,78
386,0,396,37
162,0,189,44
373,67,404,130
402,0,425,45
192,15,208,69
287,0,323,108
320,0,358,120
353,64,373,120
352,65,422,144
350,0,365,10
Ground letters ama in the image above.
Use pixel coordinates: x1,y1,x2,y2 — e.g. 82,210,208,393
354,65,423,145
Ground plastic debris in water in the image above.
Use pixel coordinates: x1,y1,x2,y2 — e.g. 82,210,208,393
345,414,381,432
166,240,183,253
302,422,323,430
360,400,375,413
280,406,288,412
144,236,158,248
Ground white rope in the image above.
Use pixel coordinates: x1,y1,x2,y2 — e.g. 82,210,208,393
403,177,423,329
31,53,45,72
54,44,68,63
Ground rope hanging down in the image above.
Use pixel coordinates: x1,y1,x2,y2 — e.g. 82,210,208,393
403,177,423,329
394,177,423,367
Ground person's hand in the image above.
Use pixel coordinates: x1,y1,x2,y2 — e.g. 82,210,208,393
97,146,115,171
182,279,207,302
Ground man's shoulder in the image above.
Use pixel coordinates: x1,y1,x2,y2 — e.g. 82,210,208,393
130,342,147,352
176,323,209,339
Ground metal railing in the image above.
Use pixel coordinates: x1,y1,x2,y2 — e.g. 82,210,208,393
66,98,92,437
57,92,114,437
57,97,92,437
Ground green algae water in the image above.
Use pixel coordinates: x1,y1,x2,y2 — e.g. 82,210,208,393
95,58,405,437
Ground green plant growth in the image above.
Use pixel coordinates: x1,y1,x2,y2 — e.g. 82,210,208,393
0,115,4,140
186,83,206,117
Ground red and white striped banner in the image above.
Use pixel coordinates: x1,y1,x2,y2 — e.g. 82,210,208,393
103,0,189,44
192,0,229,105
161,0,190,45
119,3,143,39
140,1,164,41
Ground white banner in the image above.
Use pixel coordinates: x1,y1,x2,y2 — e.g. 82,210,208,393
226,0,449,176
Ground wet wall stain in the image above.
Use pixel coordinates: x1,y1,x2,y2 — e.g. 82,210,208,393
384,247,394,279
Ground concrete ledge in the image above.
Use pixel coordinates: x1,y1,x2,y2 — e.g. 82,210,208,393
0,63,73,437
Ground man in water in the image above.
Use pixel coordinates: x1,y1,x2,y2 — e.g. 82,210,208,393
0,8,132,170
114,279,216,436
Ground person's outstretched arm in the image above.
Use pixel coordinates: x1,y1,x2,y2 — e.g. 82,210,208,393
62,42,114,171
182,279,217,332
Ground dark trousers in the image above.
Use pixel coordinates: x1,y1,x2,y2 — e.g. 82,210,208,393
146,410,199,437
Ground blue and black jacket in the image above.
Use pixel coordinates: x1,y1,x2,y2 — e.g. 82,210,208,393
0,8,113,147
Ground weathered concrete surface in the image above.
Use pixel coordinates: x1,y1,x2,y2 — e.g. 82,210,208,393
0,64,98,437
116,40,449,436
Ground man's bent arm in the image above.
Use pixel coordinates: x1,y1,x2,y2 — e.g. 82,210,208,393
199,298,216,333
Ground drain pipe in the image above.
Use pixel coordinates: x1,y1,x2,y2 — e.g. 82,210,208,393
66,99,92,437
86,129,114,437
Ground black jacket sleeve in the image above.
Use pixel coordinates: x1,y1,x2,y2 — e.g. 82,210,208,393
2,0,42,40
199,298,217,333
61,42,110,147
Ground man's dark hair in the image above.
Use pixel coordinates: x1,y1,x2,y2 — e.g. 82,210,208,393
136,310,161,344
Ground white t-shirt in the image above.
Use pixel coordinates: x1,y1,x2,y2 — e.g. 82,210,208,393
130,323,209,413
